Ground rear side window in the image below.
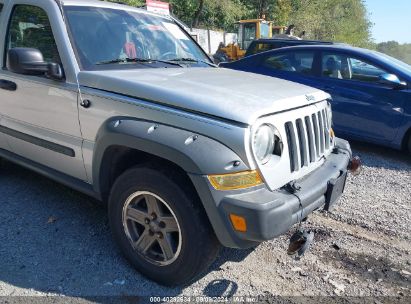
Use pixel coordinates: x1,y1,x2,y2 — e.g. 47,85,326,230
262,51,315,75
6,5,61,64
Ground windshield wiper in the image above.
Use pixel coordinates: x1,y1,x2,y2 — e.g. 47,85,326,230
96,58,150,65
96,58,183,66
169,58,217,67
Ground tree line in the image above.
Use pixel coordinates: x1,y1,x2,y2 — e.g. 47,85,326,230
110,0,372,45
108,0,410,64
375,41,411,64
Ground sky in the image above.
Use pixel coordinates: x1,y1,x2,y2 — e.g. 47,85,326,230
364,0,411,44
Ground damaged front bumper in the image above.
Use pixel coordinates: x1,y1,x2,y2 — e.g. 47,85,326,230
191,138,356,249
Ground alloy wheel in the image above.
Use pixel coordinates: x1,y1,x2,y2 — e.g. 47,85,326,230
122,191,182,266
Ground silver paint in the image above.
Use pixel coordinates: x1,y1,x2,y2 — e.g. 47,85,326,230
0,0,332,192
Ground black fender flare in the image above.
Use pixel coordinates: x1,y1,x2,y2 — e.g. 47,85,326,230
92,117,250,196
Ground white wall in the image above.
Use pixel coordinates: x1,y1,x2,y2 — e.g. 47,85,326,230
189,28,237,54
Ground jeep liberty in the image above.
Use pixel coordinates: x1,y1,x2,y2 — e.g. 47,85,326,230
0,0,358,285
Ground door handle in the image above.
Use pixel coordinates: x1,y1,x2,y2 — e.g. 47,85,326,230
0,79,17,91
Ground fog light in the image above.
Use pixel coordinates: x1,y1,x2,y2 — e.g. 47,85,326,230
348,156,362,176
229,214,247,232
208,170,263,191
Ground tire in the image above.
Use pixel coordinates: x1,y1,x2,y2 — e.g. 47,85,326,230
408,135,411,155
108,166,220,286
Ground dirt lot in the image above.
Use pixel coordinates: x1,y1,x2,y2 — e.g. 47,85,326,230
0,142,410,302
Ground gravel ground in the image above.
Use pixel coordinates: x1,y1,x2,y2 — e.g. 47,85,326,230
0,142,410,303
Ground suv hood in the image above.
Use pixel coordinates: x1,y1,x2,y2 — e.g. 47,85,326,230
78,68,329,125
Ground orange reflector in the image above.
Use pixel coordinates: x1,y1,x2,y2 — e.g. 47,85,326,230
330,128,335,139
229,214,247,232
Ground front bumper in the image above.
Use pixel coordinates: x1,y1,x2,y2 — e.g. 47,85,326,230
190,138,352,249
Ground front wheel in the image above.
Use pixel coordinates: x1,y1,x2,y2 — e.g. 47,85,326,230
108,166,220,286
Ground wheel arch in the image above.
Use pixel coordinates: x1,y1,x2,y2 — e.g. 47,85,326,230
92,117,250,201
97,144,199,202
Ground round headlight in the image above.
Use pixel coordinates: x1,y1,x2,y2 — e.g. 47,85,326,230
253,125,275,164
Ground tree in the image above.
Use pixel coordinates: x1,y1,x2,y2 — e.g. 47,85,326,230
107,0,145,6
278,0,373,47
170,0,245,30
272,0,292,26
108,0,374,47
376,41,411,64
192,0,204,27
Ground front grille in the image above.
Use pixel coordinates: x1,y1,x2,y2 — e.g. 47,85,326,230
285,109,331,173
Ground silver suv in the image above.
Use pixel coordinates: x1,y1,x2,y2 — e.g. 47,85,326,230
0,0,357,285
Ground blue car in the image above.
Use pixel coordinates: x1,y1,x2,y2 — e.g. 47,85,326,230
220,45,411,154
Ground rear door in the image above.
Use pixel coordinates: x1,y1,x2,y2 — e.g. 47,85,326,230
255,49,321,89
318,51,406,142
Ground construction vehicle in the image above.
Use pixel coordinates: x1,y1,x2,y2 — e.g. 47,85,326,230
217,19,287,61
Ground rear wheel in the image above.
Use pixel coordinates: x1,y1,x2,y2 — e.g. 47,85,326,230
108,166,220,286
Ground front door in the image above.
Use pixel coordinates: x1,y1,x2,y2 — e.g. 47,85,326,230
0,4,87,181
318,51,406,143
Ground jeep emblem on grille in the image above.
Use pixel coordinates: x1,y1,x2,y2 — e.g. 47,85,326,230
305,95,315,102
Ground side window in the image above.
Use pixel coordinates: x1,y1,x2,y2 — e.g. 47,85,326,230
321,52,389,83
6,5,61,65
262,51,315,75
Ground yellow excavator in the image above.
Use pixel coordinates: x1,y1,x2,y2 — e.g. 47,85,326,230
217,19,287,61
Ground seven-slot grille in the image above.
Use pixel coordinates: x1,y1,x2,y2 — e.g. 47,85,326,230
285,109,331,173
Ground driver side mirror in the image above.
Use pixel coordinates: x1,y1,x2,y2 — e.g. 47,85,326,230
7,48,63,80
379,73,407,90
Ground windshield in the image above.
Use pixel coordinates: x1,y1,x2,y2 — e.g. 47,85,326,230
63,6,211,70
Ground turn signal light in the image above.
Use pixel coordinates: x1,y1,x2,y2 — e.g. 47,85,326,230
229,214,247,232
208,170,263,191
